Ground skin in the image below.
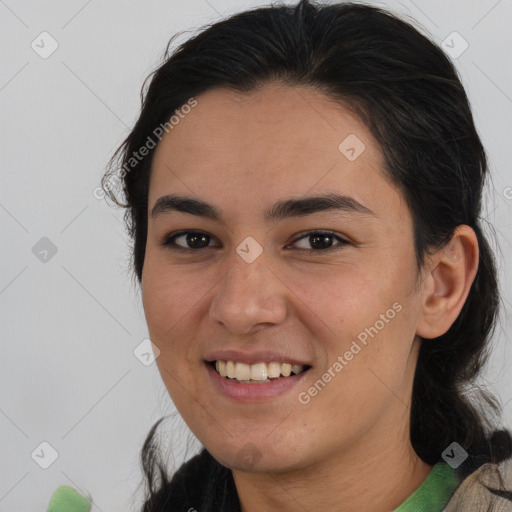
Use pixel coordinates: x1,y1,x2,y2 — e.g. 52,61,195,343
141,82,479,511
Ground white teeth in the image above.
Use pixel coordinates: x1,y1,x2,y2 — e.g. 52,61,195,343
235,362,252,381
217,360,227,377
214,360,306,381
291,364,303,375
226,360,236,379
280,363,292,377
267,361,281,378
251,363,268,381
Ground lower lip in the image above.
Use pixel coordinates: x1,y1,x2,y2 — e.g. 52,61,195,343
205,362,310,402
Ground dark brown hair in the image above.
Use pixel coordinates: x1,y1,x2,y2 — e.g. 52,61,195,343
102,1,512,508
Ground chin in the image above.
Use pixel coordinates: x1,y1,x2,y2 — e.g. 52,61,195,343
205,437,308,474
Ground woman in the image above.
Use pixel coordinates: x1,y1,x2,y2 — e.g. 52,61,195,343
48,0,512,510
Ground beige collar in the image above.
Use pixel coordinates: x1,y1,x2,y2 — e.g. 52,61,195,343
444,458,512,511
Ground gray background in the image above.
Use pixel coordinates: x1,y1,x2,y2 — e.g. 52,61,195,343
1,0,511,510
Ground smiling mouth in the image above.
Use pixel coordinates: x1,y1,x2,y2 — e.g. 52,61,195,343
208,360,311,384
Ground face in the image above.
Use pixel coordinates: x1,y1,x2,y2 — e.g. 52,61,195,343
141,83,427,473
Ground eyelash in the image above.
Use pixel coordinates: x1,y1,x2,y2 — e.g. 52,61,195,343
161,229,350,253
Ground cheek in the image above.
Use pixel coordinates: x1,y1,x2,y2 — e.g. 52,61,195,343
142,264,206,407
141,256,209,340
284,262,396,337
290,262,418,380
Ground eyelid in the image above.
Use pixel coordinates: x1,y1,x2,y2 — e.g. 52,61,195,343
162,229,350,252
162,229,220,250
287,230,350,251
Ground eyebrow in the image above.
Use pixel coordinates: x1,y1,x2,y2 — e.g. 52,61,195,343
150,193,374,222
151,193,375,224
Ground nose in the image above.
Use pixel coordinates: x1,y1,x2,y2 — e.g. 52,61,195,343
208,250,288,336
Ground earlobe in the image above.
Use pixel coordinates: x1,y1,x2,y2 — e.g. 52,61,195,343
416,225,479,339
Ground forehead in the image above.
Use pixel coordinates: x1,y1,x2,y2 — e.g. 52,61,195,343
152,82,382,163
148,83,404,224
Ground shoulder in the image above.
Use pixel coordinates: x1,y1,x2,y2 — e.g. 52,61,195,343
444,457,512,511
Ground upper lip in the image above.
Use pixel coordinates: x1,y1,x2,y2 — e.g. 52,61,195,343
204,349,312,366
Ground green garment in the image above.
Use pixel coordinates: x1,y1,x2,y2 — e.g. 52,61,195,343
46,462,459,512
393,462,459,512
46,486,91,512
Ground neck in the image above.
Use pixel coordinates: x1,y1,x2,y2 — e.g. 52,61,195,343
232,408,432,512
233,440,431,512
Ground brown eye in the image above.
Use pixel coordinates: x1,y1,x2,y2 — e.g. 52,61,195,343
291,231,349,251
163,230,217,250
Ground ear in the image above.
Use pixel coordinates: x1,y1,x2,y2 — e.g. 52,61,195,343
416,225,479,339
